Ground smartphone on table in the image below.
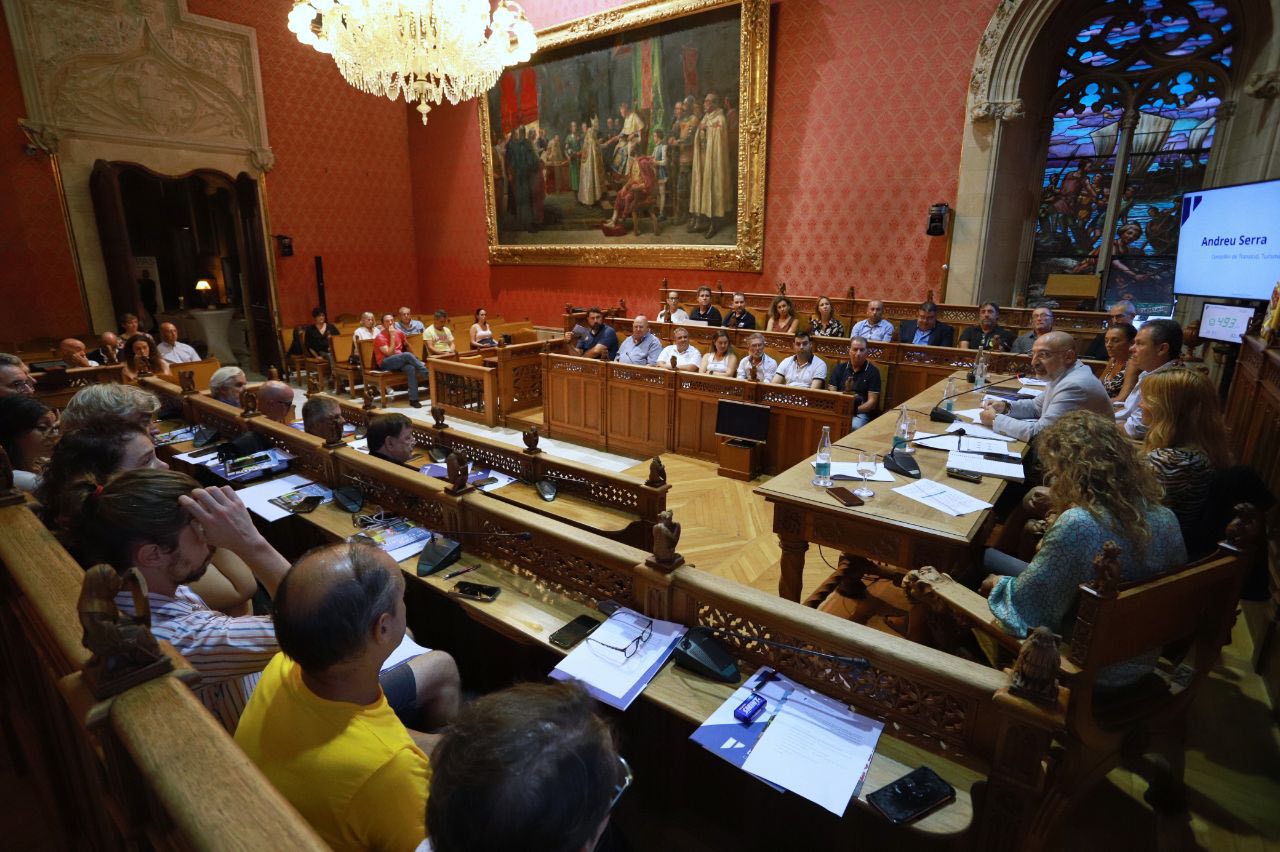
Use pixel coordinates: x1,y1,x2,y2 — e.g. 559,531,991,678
550,614,601,649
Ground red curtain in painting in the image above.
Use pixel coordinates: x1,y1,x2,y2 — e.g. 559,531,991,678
682,46,699,96
499,72,518,135
516,67,539,126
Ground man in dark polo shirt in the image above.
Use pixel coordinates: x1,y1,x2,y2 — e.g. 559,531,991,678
827,336,881,430
367,413,416,466
688,286,722,325
569,307,620,360
958,302,1015,352
723,291,757,329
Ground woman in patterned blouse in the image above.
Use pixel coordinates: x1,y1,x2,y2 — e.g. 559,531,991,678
1139,367,1231,554
1099,322,1136,399
982,411,1185,687
809,296,845,338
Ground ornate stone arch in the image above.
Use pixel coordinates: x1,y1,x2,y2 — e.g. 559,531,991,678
947,0,1278,306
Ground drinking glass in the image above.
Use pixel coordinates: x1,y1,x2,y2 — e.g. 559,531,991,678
854,451,876,500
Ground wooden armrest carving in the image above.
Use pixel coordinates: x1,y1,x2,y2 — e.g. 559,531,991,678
902,567,1022,653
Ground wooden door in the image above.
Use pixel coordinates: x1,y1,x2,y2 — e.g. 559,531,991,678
235,173,281,375
89,160,141,326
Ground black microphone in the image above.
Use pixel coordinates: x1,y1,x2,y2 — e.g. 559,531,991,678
929,373,1026,423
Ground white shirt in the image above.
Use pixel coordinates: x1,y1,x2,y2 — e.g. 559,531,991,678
1116,359,1178,438
850,318,894,342
353,326,379,342
658,343,701,368
735,353,778,382
775,354,827,387
158,340,201,363
658,307,689,323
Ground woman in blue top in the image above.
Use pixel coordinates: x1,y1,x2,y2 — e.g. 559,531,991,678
982,411,1186,687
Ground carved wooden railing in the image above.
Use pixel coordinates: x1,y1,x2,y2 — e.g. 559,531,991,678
246,417,335,485
427,357,498,427
0,504,327,850
32,363,127,410
186,392,249,438
479,337,570,426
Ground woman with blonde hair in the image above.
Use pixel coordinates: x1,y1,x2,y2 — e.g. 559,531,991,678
700,329,738,376
809,295,845,337
765,295,798,334
980,411,1185,686
1139,367,1230,538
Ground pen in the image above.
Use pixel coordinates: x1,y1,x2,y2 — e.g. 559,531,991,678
442,564,479,580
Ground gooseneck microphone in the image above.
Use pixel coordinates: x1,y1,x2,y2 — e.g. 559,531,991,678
929,373,1027,424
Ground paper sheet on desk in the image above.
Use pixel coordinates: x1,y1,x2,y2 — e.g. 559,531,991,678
954,407,986,422
1020,376,1049,387
549,608,683,710
912,432,1009,454
893,479,993,517
813,461,895,482
420,464,515,492
237,474,333,521
946,451,1025,483
945,420,1017,442
740,688,884,816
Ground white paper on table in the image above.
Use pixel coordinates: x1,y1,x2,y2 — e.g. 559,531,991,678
1019,376,1049,387
237,474,333,522
348,437,369,452
387,535,432,563
550,608,684,710
1018,387,1045,398
946,420,1017,442
954,407,986,422
813,461,895,482
740,689,884,816
946,451,1025,483
173,446,221,465
381,633,430,672
893,479,993,517
912,433,1010,455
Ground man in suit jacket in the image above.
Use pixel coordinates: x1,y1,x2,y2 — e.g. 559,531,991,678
898,301,955,347
980,331,1111,442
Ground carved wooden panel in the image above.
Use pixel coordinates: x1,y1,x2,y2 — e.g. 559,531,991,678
544,355,606,446
474,516,637,608
606,366,673,458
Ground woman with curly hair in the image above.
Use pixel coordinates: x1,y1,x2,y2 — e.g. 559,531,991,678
765,295,798,334
981,410,1185,686
120,333,170,382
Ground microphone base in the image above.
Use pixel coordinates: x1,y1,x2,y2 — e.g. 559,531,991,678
883,449,921,479
416,535,462,576
929,406,957,424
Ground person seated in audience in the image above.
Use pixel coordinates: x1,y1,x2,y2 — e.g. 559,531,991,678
89,332,120,366
209,366,248,406
850,299,895,342
69,469,291,730
570,307,620,360
1139,368,1231,547
688,285,722,325
658,326,701,371
397,306,426,336
0,396,57,492
375,313,429,408
657,290,688,323
765,295,798,334
425,680,627,852
304,308,339,369
899,300,955,347
616,316,662,366
700,329,738,376
119,312,142,340
38,424,256,614
257,380,297,424
469,309,496,348
1011,307,1054,354
157,323,200,364
828,337,880,430
782,331,827,383
1115,318,1183,438
773,343,825,389
368,413,416,466
980,331,1111,441
1099,321,1136,398
723,291,756,329
353,311,380,345
60,383,158,433
121,333,170,382
977,412,1185,687
301,395,345,441
0,353,34,397
958,302,1014,351
237,542,459,852
1085,300,1137,361
735,333,777,382
58,338,98,368
809,295,845,338
424,310,457,356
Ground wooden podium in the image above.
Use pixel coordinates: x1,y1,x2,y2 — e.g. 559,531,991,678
717,437,762,481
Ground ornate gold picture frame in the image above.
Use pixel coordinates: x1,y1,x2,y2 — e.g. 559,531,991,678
479,0,768,271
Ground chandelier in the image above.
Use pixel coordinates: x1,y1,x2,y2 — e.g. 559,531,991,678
287,0,536,124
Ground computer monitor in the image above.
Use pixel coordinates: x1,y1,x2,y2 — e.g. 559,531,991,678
714,400,770,445
1198,302,1257,344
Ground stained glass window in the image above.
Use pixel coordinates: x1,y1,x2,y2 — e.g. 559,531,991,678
1027,0,1234,316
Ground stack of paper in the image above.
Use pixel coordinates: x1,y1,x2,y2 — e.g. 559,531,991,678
550,609,684,710
912,432,1011,455
946,420,1016,441
238,474,334,521
691,668,884,816
945,451,1024,483
892,479,993,517
811,461,895,482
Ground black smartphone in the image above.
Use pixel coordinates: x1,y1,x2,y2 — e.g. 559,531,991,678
550,614,601,649
946,467,983,484
453,581,501,602
867,766,956,825
192,425,219,448
227,452,272,474
287,495,324,514
827,486,865,507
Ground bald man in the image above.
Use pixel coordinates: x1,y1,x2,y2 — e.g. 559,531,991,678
59,338,98,368
89,331,120,366
980,330,1111,442
256,380,296,423
235,542,459,852
157,322,200,363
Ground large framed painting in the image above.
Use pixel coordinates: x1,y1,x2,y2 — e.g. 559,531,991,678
480,0,768,271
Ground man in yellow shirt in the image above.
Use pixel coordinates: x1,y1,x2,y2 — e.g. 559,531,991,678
423,310,456,356
235,543,435,852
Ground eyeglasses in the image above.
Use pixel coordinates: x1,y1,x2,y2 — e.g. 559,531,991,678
4,379,34,391
587,615,653,662
607,756,633,813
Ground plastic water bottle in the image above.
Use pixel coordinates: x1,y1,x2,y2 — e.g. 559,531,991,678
942,377,956,412
892,407,910,451
813,425,832,487
974,347,989,389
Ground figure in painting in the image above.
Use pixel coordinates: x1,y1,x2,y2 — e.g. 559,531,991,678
689,91,732,239
542,134,569,193
674,98,697,225
605,140,657,232
577,117,606,207
565,121,582,192
651,129,670,220
605,103,645,177
506,127,540,231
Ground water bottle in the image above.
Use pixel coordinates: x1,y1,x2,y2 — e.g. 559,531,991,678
974,347,988,389
812,425,832,487
942,377,956,412
891,407,910,451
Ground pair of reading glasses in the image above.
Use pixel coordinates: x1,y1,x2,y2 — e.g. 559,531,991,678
588,615,652,662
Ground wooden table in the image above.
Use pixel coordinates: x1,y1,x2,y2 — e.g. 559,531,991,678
755,372,1026,601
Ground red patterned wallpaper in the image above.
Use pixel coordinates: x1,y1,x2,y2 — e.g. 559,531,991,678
409,0,998,324
0,11,83,344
